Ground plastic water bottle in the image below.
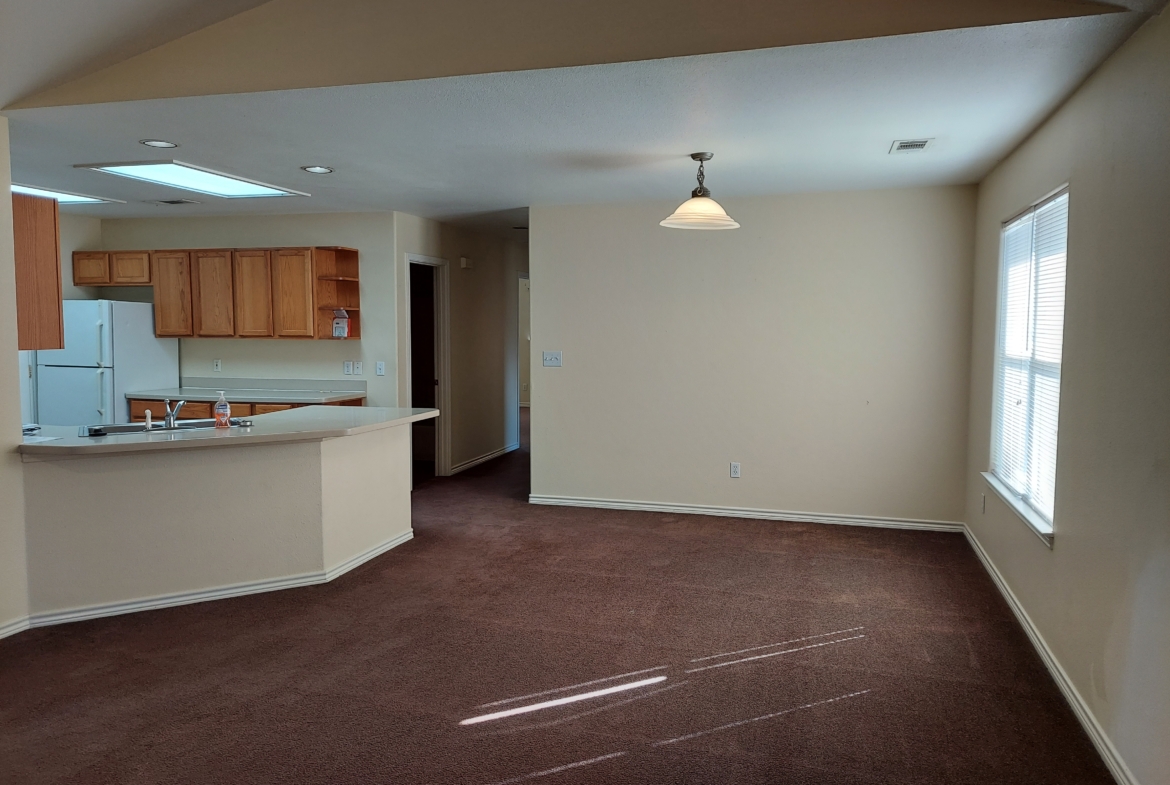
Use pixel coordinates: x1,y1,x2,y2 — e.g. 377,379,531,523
214,391,231,428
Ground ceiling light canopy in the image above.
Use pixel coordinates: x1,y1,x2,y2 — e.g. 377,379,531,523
139,139,179,149
301,165,333,174
76,160,307,198
661,153,739,230
11,184,120,204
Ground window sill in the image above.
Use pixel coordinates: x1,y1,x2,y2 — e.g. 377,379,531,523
981,472,1054,549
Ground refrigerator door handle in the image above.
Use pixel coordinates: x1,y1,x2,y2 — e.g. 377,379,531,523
97,369,106,417
97,321,105,367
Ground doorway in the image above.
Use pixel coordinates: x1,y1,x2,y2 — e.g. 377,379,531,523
410,262,438,484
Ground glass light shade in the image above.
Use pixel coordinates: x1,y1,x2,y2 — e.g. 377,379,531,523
660,196,740,230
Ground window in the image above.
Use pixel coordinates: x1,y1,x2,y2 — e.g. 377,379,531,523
989,189,1068,536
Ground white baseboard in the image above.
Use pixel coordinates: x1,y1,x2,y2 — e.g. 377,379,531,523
527,494,964,532
963,528,1136,785
0,615,31,641
519,402,530,408
25,531,415,630
450,443,519,474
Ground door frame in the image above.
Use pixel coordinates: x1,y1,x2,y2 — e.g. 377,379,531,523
404,253,452,476
517,272,530,427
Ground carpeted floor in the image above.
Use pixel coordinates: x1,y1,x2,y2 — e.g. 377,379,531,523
1,411,1111,784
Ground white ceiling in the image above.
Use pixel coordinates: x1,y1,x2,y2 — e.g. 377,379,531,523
3,11,1152,231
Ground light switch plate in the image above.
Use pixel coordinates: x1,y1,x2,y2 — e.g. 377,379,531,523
376,361,386,376
542,351,562,367
354,361,363,375
343,361,354,375
213,359,221,372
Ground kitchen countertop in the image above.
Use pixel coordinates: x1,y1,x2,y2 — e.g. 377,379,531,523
126,386,366,404
19,406,438,458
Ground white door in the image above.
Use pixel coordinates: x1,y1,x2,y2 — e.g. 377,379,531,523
36,365,114,425
36,300,111,368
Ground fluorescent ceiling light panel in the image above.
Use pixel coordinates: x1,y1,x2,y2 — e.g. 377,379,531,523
11,184,119,204
76,161,306,198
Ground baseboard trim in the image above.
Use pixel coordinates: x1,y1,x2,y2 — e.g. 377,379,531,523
26,531,415,630
963,528,1136,785
450,443,520,474
527,495,964,532
519,402,530,408
0,615,31,641
324,530,413,581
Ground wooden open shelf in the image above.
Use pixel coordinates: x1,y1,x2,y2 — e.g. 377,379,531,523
313,247,361,339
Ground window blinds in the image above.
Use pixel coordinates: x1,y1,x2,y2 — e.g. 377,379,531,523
991,190,1069,525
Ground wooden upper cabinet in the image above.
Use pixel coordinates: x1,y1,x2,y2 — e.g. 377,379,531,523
191,250,235,337
111,251,151,284
151,251,193,336
271,248,316,337
12,194,64,350
73,252,111,285
233,250,273,337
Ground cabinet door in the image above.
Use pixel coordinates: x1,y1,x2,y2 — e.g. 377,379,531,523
151,251,193,336
12,194,64,350
254,403,293,414
233,250,273,337
271,248,315,337
191,250,235,337
111,251,151,284
73,252,111,285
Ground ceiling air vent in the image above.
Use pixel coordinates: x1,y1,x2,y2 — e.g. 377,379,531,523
890,139,933,154
147,198,201,205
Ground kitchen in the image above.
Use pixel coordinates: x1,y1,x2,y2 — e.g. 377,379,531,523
10,188,524,627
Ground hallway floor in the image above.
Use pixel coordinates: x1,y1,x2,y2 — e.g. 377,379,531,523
0,411,1110,784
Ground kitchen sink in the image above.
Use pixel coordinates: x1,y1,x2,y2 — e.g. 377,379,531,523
78,418,252,437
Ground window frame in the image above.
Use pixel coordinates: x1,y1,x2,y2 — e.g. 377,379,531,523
985,186,1069,548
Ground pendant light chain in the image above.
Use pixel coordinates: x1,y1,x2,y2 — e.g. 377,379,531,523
692,159,710,198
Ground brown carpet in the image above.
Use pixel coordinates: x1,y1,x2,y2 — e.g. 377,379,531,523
1,411,1111,784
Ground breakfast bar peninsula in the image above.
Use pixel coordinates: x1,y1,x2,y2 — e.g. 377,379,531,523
19,406,438,626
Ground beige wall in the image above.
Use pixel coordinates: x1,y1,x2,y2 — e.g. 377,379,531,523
101,213,398,405
966,11,1170,785
394,213,528,470
0,117,30,637
530,187,975,523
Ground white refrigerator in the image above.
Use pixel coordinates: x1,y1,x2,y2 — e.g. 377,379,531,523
35,300,179,426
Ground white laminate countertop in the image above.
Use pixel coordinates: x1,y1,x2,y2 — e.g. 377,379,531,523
19,406,438,458
126,387,366,404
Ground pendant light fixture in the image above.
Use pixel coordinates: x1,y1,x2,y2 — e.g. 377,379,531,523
660,152,740,230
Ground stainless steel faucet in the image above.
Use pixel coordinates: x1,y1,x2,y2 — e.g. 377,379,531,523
163,399,186,429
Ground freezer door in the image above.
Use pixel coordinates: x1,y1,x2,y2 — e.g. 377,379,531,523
35,300,112,368
36,365,115,426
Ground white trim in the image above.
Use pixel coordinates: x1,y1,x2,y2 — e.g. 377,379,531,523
963,527,1136,785
404,253,453,476
0,615,31,640
324,530,413,581
25,531,414,630
519,402,530,408
982,472,1054,547
527,495,963,532
450,443,520,474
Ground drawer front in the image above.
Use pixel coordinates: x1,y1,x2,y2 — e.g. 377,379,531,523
253,403,293,414
230,403,253,417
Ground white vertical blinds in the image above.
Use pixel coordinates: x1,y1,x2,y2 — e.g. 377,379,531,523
991,190,1069,524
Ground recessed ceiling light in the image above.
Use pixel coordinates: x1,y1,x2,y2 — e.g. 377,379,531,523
10,184,122,204
301,165,333,174
76,160,307,198
140,139,179,149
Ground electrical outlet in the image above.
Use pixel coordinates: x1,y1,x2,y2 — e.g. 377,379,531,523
542,351,562,367
522,383,528,392
730,462,741,478
354,361,363,375
213,359,222,372
343,361,353,375
376,361,386,376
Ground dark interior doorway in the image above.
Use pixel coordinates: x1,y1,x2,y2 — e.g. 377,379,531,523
410,263,437,486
